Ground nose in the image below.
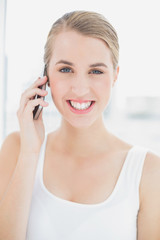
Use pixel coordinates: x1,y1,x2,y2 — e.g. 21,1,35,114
71,75,90,96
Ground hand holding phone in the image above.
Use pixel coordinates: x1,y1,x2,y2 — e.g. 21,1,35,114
33,66,48,120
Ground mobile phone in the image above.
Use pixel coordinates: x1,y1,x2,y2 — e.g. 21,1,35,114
33,66,48,120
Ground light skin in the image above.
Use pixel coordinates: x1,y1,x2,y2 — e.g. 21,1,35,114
0,29,160,240
48,30,120,158
46,30,160,239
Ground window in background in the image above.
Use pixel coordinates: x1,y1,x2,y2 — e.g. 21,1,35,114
2,0,160,154
0,0,7,145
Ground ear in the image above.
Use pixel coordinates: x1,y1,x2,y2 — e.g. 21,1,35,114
112,66,119,87
46,75,50,87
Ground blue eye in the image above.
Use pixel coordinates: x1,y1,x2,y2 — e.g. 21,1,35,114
60,67,72,73
90,70,103,74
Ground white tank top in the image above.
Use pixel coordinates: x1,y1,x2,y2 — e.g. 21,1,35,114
26,134,148,240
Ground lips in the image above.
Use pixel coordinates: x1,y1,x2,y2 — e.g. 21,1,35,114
66,100,95,114
67,100,95,106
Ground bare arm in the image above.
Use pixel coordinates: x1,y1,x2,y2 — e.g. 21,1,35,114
137,151,160,239
0,133,39,240
0,76,48,240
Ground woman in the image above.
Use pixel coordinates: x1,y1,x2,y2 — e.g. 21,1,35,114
0,10,160,240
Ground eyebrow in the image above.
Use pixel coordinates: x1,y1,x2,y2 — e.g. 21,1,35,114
56,60,74,66
89,63,108,68
55,60,108,68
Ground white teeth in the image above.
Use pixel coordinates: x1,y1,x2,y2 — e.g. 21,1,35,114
70,101,92,110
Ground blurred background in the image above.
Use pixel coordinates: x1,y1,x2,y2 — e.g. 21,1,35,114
0,0,160,154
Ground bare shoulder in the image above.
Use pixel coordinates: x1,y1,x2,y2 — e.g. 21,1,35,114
0,131,21,200
145,150,160,170
138,150,160,239
0,131,20,153
140,150,160,201
141,150,160,190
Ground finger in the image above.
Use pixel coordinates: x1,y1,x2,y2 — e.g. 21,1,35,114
29,76,48,90
23,98,49,120
22,87,48,102
17,76,48,119
17,97,48,120
19,88,48,115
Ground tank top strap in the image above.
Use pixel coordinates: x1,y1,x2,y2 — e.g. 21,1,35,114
34,133,48,182
121,145,148,192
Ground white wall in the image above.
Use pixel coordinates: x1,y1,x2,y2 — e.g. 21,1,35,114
1,0,160,152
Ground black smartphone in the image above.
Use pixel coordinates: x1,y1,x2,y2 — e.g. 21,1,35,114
33,66,48,120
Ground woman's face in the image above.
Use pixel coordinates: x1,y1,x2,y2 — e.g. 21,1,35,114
48,30,119,128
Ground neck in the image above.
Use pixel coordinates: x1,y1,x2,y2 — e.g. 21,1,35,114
55,116,113,158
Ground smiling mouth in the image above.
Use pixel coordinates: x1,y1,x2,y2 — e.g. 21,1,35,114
67,100,95,110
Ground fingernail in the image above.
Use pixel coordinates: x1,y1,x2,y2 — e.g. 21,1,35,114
42,90,48,93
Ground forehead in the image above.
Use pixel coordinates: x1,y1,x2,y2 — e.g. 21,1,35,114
50,30,112,65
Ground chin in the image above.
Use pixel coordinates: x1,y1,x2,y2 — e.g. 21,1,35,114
65,117,97,129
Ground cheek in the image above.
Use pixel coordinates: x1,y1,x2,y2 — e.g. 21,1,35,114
50,80,63,100
94,78,112,97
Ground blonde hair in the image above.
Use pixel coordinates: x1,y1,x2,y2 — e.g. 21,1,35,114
44,10,119,71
